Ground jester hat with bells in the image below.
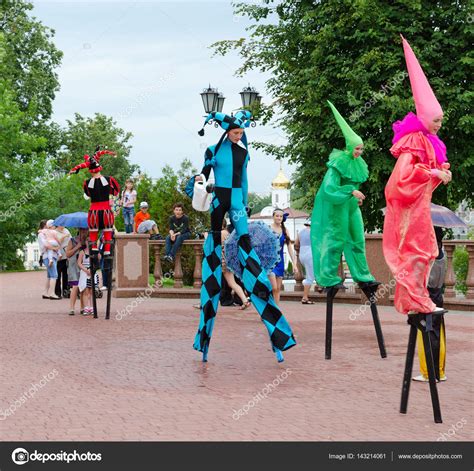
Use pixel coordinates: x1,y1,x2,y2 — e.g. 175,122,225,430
326,100,368,183
198,110,253,149
68,146,116,175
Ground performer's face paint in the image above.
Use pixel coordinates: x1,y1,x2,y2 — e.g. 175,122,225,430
227,128,244,144
352,144,364,158
427,115,443,135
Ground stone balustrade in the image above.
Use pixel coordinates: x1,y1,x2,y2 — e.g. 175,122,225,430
113,232,473,310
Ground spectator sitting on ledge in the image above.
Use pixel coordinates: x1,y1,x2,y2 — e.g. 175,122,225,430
162,202,190,262
133,201,161,240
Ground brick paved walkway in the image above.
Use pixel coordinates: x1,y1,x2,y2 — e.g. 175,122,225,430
1,271,472,441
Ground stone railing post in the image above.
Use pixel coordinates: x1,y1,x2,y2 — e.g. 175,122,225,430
365,234,392,305
153,243,163,286
465,243,474,299
193,243,203,289
114,233,150,297
173,253,183,288
443,242,456,298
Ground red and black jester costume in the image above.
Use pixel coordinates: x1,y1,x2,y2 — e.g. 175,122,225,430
69,147,120,255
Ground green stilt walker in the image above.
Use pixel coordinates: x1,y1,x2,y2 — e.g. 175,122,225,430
310,101,375,288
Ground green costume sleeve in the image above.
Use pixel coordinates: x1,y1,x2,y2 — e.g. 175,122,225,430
321,167,356,205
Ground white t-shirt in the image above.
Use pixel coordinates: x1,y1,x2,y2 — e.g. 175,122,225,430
122,189,137,208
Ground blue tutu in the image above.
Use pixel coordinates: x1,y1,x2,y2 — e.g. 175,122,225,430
224,221,281,279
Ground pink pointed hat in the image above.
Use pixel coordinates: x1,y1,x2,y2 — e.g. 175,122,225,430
401,35,443,129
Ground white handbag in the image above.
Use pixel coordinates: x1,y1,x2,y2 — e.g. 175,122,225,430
192,174,212,212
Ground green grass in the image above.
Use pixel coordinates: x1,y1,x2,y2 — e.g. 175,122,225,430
148,274,193,289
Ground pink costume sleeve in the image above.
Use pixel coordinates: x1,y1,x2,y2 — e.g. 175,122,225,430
386,131,441,204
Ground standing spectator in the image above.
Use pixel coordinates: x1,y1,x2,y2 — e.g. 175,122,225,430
66,228,88,315
55,225,71,298
121,179,137,234
413,226,447,382
295,219,315,304
163,203,191,262
269,208,298,304
37,220,60,300
133,202,160,239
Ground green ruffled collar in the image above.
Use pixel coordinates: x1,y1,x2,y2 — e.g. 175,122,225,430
326,148,369,183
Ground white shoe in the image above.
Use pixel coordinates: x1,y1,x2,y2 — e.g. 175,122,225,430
439,375,447,382
412,375,429,382
100,286,107,291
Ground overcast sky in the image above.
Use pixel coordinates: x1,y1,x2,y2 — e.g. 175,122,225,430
31,0,294,194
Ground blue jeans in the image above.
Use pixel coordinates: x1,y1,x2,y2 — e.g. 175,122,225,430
165,233,190,258
43,257,58,279
122,207,135,233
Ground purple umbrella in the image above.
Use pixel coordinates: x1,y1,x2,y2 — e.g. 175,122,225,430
430,204,467,228
381,204,467,228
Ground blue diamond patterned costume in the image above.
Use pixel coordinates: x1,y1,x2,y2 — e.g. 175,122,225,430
193,110,296,362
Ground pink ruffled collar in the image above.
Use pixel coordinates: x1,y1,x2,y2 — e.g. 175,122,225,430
392,112,447,164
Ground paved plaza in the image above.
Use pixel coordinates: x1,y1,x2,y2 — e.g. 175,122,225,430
1,271,473,441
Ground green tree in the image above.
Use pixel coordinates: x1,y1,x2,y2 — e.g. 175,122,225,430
213,0,473,230
0,36,49,268
1,0,63,124
58,113,138,186
134,159,209,284
135,159,209,234
248,192,271,214
0,0,64,268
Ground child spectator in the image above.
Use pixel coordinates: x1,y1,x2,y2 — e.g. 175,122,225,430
66,228,88,315
121,179,137,234
77,245,99,316
38,220,63,267
134,202,160,239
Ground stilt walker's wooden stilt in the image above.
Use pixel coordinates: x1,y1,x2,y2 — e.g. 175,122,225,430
324,286,340,360
400,322,417,414
360,282,387,358
400,313,444,423
89,243,99,319
105,240,114,320
421,314,443,423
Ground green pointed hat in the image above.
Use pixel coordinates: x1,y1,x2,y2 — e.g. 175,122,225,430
327,100,363,153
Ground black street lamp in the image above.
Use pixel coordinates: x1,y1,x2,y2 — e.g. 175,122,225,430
216,93,225,113
200,83,261,130
200,85,220,114
240,84,260,109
